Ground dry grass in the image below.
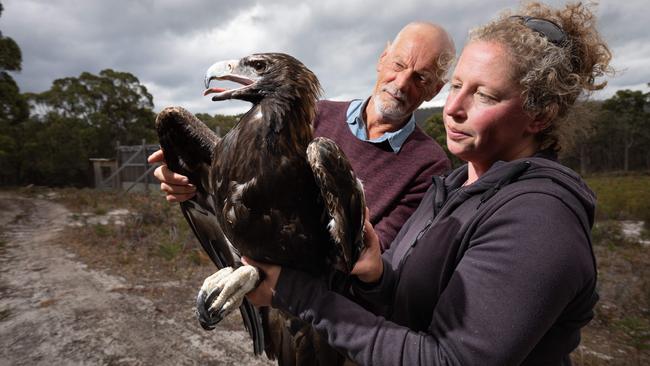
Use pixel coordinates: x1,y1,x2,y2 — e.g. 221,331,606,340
19,186,214,286
586,175,650,225
13,180,649,364
571,176,650,365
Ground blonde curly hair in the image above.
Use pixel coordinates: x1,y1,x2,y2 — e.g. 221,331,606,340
468,1,612,152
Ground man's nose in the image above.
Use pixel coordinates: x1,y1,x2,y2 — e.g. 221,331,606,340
393,69,413,91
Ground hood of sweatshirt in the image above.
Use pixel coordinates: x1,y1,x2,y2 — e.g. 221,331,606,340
441,155,596,230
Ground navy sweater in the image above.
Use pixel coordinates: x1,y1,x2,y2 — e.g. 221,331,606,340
272,156,598,365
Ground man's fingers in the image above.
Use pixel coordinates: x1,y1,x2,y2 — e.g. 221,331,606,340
160,182,196,195
147,149,164,164
153,165,190,185
166,193,196,202
160,182,196,202
150,159,195,203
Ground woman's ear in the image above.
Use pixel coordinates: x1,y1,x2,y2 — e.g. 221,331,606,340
527,104,558,133
527,118,551,134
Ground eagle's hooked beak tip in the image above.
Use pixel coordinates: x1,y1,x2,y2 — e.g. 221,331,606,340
205,60,237,84
204,76,214,90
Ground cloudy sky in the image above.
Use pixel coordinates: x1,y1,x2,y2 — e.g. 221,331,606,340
2,0,648,115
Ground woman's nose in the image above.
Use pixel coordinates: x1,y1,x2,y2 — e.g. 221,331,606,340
444,89,467,120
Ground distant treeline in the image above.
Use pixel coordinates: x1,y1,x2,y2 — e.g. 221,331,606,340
1,3,649,187
419,89,650,174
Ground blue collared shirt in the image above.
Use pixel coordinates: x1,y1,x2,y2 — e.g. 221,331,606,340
346,98,416,153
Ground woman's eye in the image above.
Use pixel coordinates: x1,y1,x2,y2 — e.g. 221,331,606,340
476,92,496,102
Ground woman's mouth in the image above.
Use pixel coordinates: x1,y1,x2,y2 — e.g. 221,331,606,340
446,124,471,140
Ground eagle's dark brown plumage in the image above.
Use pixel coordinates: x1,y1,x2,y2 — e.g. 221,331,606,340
155,53,365,365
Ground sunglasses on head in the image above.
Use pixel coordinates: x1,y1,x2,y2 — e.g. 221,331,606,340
510,15,568,47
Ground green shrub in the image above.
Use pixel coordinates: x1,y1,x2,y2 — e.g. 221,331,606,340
93,208,108,215
591,221,624,247
158,242,182,261
93,224,112,238
614,316,650,352
587,175,650,221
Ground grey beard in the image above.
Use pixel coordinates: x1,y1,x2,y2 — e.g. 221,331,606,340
374,95,409,122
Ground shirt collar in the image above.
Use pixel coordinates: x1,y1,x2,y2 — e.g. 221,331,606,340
345,98,416,153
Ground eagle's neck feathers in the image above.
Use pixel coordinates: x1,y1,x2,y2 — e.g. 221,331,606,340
259,95,315,156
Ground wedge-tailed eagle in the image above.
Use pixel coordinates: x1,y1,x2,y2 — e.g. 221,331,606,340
155,53,365,365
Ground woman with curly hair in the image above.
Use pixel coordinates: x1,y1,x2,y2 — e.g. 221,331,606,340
245,2,613,365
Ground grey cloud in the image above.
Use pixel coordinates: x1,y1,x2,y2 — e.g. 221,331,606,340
2,0,648,116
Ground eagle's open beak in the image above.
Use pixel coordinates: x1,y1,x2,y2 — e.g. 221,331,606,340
204,60,256,101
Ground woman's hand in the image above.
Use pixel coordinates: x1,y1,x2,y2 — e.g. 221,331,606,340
351,208,384,283
241,257,281,307
147,149,197,202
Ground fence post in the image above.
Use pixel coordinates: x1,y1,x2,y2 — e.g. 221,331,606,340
115,140,121,189
142,139,149,192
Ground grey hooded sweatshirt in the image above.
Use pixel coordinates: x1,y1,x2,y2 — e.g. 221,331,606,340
272,155,598,366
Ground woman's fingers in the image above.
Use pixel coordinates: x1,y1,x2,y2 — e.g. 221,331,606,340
242,256,281,307
351,208,383,283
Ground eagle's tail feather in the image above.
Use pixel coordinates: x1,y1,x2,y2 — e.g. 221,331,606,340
180,198,266,356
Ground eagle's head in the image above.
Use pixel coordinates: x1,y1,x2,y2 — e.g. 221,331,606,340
203,53,321,107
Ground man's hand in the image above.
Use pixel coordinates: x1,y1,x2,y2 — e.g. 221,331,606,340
351,208,384,283
147,149,197,202
241,257,281,307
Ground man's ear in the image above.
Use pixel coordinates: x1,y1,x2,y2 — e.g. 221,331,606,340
424,82,445,102
377,41,391,71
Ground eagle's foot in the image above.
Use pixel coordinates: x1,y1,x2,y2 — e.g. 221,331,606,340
196,265,260,330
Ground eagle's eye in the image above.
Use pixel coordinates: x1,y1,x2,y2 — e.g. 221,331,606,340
251,60,266,73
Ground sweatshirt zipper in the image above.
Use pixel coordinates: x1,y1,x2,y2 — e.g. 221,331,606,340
396,176,459,269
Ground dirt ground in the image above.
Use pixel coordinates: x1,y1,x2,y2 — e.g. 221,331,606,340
1,191,647,365
0,193,274,366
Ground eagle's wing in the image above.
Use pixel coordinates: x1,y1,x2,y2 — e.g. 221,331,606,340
155,106,218,189
155,107,265,356
306,137,366,273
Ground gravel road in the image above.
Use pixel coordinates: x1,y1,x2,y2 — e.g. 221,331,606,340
0,194,274,366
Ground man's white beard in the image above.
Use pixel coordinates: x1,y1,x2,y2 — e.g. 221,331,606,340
374,85,410,121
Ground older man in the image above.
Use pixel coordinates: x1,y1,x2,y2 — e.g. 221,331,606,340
149,22,454,250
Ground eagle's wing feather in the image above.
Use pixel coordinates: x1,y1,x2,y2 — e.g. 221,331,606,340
306,137,365,272
155,106,218,188
155,107,265,356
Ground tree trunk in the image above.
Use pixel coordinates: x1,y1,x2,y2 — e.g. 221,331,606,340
624,129,634,172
